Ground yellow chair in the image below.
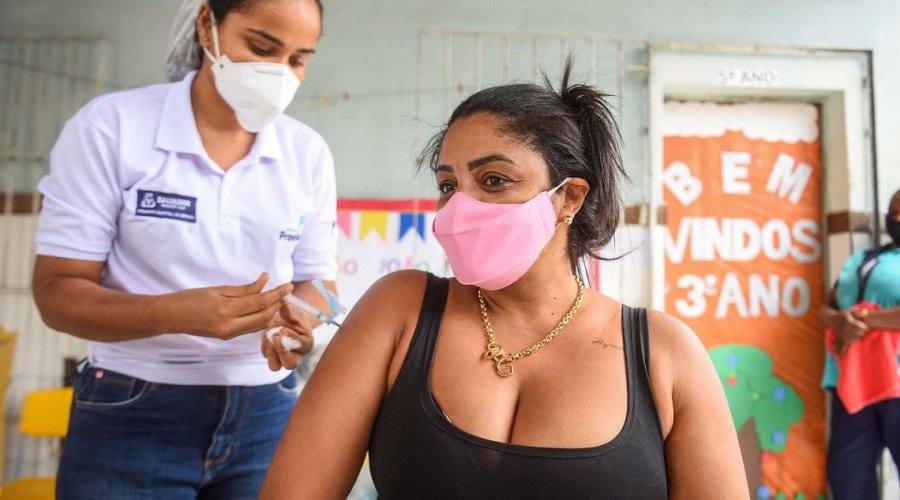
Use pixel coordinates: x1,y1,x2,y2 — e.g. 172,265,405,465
0,387,73,500
0,329,18,482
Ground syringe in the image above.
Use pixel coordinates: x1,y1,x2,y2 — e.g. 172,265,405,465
282,294,343,327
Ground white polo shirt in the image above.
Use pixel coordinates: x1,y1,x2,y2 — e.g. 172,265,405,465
35,71,338,386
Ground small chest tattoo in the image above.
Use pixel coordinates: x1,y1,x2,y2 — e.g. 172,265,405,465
592,338,623,350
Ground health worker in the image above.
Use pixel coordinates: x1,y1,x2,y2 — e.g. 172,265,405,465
31,0,335,497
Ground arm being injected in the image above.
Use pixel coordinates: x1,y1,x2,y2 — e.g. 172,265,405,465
267,279,346,353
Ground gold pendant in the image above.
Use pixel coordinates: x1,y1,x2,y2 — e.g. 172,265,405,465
495,359,514,377
484,344,515,377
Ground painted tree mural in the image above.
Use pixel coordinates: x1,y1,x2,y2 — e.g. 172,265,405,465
709,344,811,500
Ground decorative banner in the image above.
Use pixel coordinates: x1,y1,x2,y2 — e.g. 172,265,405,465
663,102,826,500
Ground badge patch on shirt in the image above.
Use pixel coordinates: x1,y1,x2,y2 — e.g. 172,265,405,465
136,190,197,223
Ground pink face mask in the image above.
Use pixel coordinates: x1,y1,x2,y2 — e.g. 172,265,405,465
432,178,571,290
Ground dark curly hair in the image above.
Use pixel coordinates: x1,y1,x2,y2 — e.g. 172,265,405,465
419,57,627,272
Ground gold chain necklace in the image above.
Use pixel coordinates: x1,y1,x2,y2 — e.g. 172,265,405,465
478,276,585,377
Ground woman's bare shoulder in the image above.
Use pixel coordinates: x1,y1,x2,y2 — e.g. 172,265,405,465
356,270,431,306
345,270,433,336
645,309,706,359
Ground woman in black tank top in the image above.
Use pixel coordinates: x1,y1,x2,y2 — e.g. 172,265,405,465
261,59,748,499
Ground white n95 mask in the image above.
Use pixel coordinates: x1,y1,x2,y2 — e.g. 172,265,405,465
203,11,300,132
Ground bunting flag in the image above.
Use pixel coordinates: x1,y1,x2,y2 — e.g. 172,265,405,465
398,213,427,241
336,211,353,239
358,211,389,241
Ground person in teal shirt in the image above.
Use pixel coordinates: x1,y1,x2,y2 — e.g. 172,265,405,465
820,188,900,499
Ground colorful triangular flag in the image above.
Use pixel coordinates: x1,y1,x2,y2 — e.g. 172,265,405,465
359,211,389,241
398,212,426,241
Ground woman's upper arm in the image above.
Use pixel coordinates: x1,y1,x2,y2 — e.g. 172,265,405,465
648,310,749,500
33,255,104,285
260,270,427,500
32,255,105,327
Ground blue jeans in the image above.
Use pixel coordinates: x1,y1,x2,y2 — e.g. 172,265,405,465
57,364,299,499
827,390,900,500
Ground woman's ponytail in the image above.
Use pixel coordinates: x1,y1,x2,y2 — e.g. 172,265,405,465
556,58,627,264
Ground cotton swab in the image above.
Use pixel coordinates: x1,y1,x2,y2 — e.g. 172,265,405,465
266,327,303,352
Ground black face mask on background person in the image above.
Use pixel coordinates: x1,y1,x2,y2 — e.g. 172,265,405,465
886,216,900,246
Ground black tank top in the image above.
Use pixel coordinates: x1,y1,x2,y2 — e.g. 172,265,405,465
368,274,668,499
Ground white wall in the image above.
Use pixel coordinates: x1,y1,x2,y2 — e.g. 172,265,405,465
3,0,899,491
1,0,898,205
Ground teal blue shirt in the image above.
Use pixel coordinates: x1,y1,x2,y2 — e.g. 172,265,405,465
822,247,900,388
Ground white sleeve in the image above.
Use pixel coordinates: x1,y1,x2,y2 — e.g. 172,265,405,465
35,115,122,261
291,140,338,282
